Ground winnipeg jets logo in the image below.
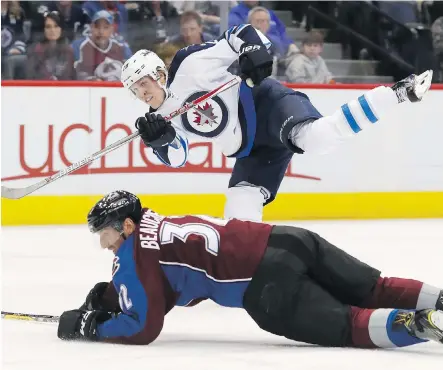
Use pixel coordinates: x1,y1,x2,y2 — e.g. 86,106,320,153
182,91,229,138
112,256,120,278
193,102,218,127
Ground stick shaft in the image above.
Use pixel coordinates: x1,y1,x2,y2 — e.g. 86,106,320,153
2,311,60,323
1,76,242,199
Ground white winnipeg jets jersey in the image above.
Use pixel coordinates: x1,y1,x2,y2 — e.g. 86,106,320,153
152,24,271,167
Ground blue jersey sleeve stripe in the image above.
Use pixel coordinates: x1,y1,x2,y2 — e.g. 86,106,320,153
235,81,257,158
341,103,361,133
358,95,378,123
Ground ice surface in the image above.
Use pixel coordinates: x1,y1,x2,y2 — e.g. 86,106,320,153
2,220,443,370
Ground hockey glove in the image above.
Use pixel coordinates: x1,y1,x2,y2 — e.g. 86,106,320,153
57,309,112,341
239,43,273,86
80,282,121,313
136,113,176,149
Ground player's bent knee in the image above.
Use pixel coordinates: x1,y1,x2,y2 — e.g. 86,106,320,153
224,182,270,222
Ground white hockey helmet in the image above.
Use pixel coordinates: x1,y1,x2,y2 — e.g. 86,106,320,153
121,49,168,93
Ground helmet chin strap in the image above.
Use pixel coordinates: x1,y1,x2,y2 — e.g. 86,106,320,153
155,75,172,110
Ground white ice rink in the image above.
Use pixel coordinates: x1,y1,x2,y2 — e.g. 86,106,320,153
2,219,443,370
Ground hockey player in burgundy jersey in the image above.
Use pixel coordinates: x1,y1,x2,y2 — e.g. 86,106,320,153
58,191,443,348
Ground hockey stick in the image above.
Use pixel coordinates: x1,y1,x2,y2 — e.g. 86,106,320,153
1,75,243,200
2,311,59,323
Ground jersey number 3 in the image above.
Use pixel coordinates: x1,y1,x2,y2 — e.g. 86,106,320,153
160,220,222,256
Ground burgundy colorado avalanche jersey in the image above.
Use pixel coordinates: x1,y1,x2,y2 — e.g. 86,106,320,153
96,208,272,344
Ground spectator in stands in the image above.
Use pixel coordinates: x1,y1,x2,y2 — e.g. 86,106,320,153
285,31,333,84
1,1,27,79
167,11,213,48
248,6,289,78
32,1,90,42
26,11,74,80
154,42,180,69
82,0,128,41
72,10,132,81
229,1,298,54
248,6,285,56
172,1,234,37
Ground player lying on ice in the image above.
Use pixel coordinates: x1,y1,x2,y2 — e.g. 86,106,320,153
121,24,433,222
57,190,443,348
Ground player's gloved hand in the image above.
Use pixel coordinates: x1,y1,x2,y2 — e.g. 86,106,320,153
57,309,112,341
80,282,110,311
239,43,273,86
136,113,176,149
80,282,122,313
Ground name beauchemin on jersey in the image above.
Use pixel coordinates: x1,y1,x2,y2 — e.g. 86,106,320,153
139,209,164,250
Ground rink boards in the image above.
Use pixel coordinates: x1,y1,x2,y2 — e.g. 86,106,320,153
1,82,443,225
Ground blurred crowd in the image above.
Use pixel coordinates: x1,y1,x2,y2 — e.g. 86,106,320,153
2,0,442,83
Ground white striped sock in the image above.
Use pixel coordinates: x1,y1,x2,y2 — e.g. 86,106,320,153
416,284,441,310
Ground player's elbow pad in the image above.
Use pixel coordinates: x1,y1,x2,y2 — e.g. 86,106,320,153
223,24,271,53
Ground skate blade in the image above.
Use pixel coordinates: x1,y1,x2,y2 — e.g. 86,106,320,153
414,70,433,100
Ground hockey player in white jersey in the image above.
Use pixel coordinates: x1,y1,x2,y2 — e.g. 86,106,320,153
120,24,433,222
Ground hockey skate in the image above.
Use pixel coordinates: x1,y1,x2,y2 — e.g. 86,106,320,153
401,309,443,344
391,70,433,103
437,290,443,311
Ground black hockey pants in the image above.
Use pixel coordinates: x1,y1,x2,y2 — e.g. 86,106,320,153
243,226,381,347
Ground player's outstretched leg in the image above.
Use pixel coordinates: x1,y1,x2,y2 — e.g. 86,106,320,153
243,225,443,349
279,70,433,155
267,225,443,312
361,276,443,311
244,264,442,348
351,307,443,348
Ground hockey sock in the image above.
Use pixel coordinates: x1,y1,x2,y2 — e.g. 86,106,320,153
362,277,442,310
350,307,427,348
289,86,399,154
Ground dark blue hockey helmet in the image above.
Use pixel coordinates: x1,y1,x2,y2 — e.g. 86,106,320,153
87,190,142,233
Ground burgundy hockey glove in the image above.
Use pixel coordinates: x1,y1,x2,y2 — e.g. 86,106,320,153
239,43,273,86
136,113,176,149
57,309,112,341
